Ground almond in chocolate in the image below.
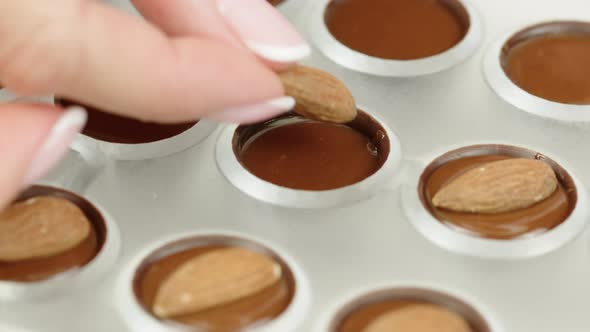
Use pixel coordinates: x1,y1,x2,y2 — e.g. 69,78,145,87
0,186,104,282
136,245,295,331
0,197,91,262
363,303,472,332
338,300,473,332
152,247,282,318
432,158,558,214
422,154,575,239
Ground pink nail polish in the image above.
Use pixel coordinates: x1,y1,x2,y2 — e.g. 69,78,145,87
207,96,295,123
24,107,87,185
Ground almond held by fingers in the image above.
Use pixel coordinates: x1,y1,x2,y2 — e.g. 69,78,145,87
0,197,91,261
278,65,357,123
432,158,558,214
152,247,282,318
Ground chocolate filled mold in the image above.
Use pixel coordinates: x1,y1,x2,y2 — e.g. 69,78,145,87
233,111,389,191
0,185,120,301
216,109,401,208
309,0,482,76
320,284,499,332
325,0,469,60
484,21,590,122
402,144,590,259
116,232,310,332
56,98,217,160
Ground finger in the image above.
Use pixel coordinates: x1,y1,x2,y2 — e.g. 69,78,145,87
0,104,86,208
131,0,241,46
131,0,310,66
0,0,290,124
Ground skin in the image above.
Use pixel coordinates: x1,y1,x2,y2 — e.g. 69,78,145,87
0,0,306,209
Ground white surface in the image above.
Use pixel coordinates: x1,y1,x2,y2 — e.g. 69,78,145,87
4,0,590,331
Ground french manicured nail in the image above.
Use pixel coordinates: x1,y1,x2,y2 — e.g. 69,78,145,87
24,107,87,185
207,96,295,123
217,0,311,63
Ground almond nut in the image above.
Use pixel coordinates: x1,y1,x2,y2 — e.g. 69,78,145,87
0,196,92,261
432,158,558,214
363,304,472,332
279,65,357,123
152,247,282,318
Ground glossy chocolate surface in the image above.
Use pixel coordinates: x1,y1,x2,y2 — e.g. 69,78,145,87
0,186,106,282
324,0,469,60
57,99,197,144
234,111,389,191
338,300,474,332
421,152,576,239
135,244,295,331
502,26,590,104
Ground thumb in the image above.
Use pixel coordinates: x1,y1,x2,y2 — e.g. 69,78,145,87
0,104,86,208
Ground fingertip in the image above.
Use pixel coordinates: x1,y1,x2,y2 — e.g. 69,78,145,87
24,106,87,186
217,0,311,64
205,96,294,124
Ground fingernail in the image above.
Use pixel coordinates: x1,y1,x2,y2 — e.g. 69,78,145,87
206,96,295,123
217,0,311,63
24,107,87,185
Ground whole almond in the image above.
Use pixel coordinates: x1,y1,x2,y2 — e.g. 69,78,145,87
152,247,282,318
0,196,92,261
363,304,472,332
432,158,558,214
279,65,357,123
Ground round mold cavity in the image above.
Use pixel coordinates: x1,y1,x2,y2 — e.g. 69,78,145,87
215,108,402,208
401,144,590,259
116,232,310,332
318,283,501,332
308,0,483,76
56,98,217,161
484,20,590,122
0,185,121,302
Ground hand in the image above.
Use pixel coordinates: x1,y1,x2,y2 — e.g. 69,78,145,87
0,0,309,208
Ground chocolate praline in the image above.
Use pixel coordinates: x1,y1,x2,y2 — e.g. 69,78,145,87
133,243,296,331
233,111,390,191
57,99,197,144
0,185,106,282
419,147,577,240
501,22,590,105
324,0,469,60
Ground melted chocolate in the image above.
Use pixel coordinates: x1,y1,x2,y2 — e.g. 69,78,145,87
503,33,590,104
135,245,295,332
423,155,575,239
234,112,389,191
0,186,106,282
324,0,469,60
338,300,474,332
57,99,197,144
268,0,284,5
